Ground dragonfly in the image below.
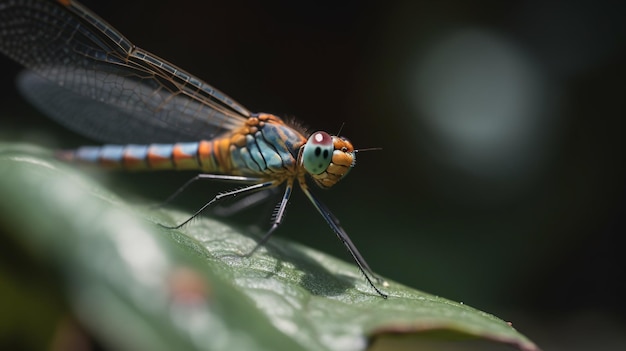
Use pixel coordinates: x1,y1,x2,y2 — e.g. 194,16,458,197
0,0,388,298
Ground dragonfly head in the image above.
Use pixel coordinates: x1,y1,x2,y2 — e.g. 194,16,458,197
300,131,355,188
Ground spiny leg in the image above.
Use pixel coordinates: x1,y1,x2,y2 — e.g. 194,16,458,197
161,179,276,229
243,181,293,257
153,174,264,209
300,183,388,298
213,187,279,217
157,174,290,257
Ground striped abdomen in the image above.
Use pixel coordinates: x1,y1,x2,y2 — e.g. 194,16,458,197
59,114,308,177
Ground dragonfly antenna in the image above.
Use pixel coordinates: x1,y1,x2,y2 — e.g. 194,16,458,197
355,147,383,153
336,122,346,136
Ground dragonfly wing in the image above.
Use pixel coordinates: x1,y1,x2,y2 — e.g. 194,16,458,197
17,68,243,144
0,0,250,143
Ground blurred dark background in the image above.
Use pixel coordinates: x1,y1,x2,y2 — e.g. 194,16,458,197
1,0,625,349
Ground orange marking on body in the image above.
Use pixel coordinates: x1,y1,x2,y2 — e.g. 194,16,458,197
247,117,259,126
263,114,286,126
122,153,146,170
198,140,218,172
213,138,234,173
172,144,198,170
198,141,212,159
172,144,193,160
57,0,71,6
230,133,246,148
147,148,173,169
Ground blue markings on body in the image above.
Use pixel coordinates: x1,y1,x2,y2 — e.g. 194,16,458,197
255,131,284,172
149,144,174,158
260,125,299,169
124,144,149,159
100,145,125,162
75,146,102,162
176,142,199,157
246,134,267,171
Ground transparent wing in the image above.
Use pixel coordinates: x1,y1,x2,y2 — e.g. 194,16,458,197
0,0,250,143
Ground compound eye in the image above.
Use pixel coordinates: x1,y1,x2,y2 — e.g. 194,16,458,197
302,131,334,175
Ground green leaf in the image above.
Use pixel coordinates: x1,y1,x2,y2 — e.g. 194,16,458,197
0,142,540,351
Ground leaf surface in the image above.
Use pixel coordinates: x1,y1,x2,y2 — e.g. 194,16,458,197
0,143,540,351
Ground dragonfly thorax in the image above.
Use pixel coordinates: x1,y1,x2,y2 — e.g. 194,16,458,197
300,131,356,189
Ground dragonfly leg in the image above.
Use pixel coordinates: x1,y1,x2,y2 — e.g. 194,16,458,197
162,179,275,229
243,182,293,257
153,174,264,209
300,183,388,298
213,187,280,217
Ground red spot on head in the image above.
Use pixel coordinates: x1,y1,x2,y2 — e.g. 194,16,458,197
311,131,332,146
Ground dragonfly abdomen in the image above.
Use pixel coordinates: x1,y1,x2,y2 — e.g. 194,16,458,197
58,142,211,171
